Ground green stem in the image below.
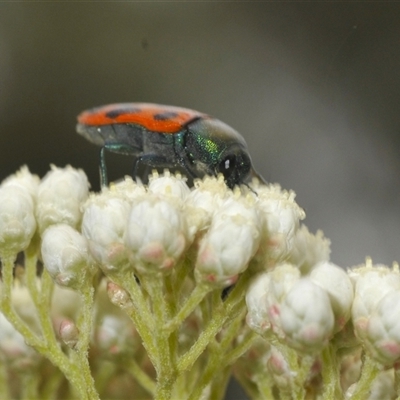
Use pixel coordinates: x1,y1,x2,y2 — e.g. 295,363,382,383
25,257,57,345
187,319,256,400
118,272,159,366
219,308,246,350
208,365,232,400
0,255,46,351
25,252,40,304
177,298,244,374
187,351,222,400
253,371,275,400
165,283,212,333
147,278,177,400
270,340,306,400
74,284,99,400
177,270,251,374
350,355,380,400
223,330,259,367
126,358,157,396
321,344,341,400
0,255,90,399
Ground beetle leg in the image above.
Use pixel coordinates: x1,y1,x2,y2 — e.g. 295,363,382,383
133,154,171,180
99,147,108,188
100,143,138,187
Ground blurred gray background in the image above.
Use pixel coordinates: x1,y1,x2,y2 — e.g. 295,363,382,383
1,4,400,398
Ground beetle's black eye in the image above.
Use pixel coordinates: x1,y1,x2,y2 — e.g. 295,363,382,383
219,155,236,179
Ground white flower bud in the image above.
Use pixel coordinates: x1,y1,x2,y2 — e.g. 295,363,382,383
36,165,90,233
108,176,146,203
0,186,36,253
148,170,190,201
59,319,79,349
350,263,400,340
246,264,301,338
41,224,95,289
279,278,334,352
310,261,353,332
82,192,131,271
257,184,305,264
289,225,331,273
246,272,272,334
363,291,400,365
184,176,227,239
195,196,261,287
107,281,133,310
1,165,40,202
126,196,187,274
267,263,301,304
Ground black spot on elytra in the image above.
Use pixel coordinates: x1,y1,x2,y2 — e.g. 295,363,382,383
105,107,141,119
153,111,178,121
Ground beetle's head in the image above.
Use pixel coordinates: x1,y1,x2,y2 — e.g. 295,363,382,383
184,118,254,189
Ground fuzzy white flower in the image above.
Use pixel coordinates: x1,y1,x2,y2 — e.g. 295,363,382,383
148,170,190,201
41,224,95,289
279,278,334,352
0,186,36,253
363,290,400,365
36,165,90,233
82,192,131,271
1,165,40,202
246,263,301,337
184,175,228,239
245,272,272,334
310,261,353,332
288,225,331,273
256,184,305,264
108,176,147,203
350,262,400,341
195,196,261,287
267,263,302,304
126,195,187,274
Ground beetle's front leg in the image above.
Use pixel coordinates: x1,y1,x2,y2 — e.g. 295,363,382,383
99,147,108,188
100,143,138,188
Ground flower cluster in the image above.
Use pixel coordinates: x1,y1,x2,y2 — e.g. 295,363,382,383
0,165,399,399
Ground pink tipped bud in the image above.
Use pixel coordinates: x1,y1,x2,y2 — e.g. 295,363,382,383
59,319,79,349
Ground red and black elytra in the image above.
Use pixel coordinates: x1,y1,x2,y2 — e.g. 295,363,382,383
76,103,265,188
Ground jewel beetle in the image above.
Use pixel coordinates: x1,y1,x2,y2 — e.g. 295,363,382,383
76,103,265,188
